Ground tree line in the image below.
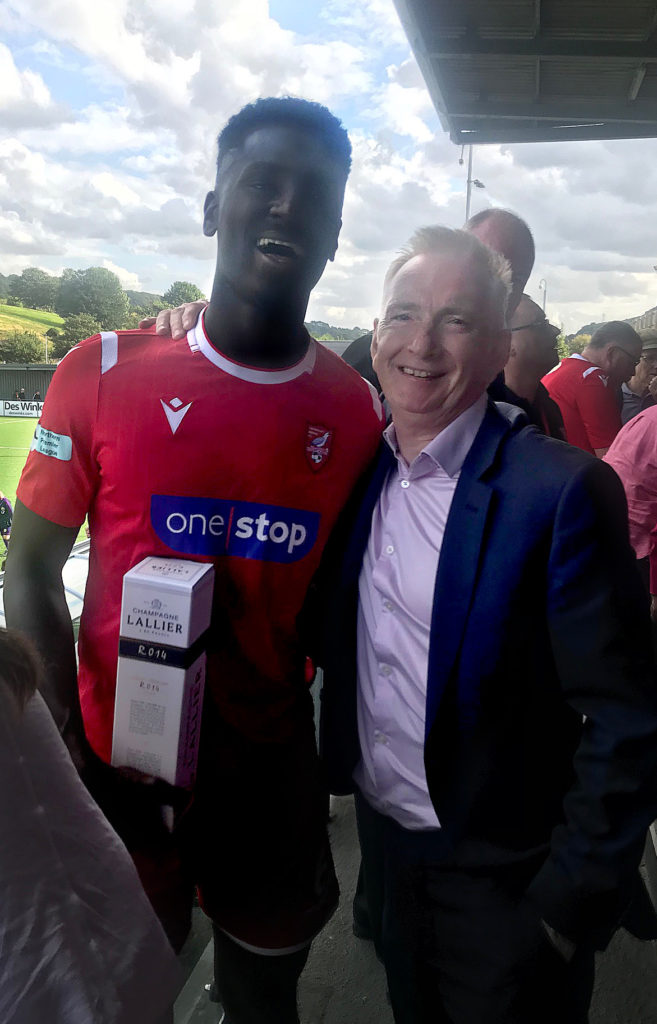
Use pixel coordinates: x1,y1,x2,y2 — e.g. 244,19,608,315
0,269,368,363
0,268,205,363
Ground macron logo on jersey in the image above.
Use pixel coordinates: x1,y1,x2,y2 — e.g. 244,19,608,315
151,495,319,563
160,397,193,434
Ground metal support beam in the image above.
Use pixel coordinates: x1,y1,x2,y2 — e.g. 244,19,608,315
533,0,541,37
450,98,657,124
451,123,657,144
629,63,647,100
429,37,657,59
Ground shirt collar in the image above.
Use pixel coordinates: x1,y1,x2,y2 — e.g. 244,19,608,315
383,393,487,479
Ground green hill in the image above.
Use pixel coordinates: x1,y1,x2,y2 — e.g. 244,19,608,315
126,289,162,309
0,303,365,346
0,304,64,339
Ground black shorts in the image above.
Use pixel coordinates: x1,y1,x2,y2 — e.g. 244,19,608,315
184,699,338,949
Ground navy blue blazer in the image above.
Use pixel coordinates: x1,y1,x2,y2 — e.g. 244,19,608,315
319,401,657,945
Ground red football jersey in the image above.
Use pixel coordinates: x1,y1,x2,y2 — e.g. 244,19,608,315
542,355,621,453
18,313,385,761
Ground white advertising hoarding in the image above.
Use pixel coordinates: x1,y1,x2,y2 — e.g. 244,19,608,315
1,400,44,418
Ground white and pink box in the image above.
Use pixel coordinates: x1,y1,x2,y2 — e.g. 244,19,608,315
111,556,214,788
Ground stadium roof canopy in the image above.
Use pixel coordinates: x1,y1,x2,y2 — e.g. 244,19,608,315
393,0,657,144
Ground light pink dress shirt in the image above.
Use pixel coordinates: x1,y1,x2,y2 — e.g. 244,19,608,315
604,404,657,591
354,395,487,830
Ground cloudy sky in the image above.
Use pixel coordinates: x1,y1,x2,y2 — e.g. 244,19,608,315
2,0,657,333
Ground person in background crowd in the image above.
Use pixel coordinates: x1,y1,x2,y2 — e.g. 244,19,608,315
543,321,642,456
320,225,657,1024
341,329,382,391
488,293,565,439
5,97,384,1024
605,406,657,621
18,387,25,400
465,208,535,318
621,327,657,424
13,390,19,400
33,390,41,401
0,491,12,550
0,627,179,1024
341,208,536,394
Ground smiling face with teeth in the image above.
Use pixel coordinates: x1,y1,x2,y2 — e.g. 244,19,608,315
371,246,510,459
203,124,346,316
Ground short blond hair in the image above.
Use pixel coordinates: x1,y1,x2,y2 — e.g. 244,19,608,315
382,225,512,324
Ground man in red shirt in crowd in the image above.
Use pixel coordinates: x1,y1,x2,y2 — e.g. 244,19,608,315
542,321,642,456
4,98,384,1024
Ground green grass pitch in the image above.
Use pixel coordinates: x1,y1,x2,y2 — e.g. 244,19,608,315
0,417,36,507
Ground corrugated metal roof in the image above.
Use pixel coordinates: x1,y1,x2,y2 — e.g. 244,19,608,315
394,0,657,143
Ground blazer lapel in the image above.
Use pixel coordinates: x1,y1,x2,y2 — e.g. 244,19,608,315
425,403,513,736
341,440,395,586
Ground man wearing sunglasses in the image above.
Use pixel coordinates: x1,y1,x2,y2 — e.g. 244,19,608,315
543,321,642,456
490,294,565,440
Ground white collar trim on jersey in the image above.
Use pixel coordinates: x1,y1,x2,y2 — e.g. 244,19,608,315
186,308,316,384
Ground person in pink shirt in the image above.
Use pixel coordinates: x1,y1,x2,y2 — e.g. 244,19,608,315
604,404,657,620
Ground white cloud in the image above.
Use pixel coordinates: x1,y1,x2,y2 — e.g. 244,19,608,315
100,258,142,289
2,0,657,332
0,42,72,128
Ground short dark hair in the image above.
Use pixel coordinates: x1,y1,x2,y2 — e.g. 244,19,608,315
0,628,41,712
216,97,352,177
588,321,642,350
466,208,535,284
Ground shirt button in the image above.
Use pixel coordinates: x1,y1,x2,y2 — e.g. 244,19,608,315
386,544,394,555
380,664,392,677
383,600,394,612
401,479,410,489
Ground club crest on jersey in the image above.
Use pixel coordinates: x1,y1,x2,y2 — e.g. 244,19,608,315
305,424,333,472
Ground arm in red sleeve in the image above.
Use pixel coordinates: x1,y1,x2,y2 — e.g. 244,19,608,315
577,372,622,452
6,336,102,765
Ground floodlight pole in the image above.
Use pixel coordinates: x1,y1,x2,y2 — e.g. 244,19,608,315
539,278,547,311
465,145,474,222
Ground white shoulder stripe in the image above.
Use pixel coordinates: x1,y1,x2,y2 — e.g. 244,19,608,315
582,365,601,379
363,377,383,417
100,331,118,375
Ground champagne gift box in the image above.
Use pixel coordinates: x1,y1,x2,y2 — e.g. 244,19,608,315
111,556,214,788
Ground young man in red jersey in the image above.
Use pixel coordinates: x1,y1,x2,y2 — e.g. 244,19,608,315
5,98,384,1024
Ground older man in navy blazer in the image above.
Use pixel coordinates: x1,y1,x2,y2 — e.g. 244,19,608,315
320,226,657,1024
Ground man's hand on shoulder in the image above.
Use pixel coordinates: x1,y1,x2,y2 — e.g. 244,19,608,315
139,301,207,340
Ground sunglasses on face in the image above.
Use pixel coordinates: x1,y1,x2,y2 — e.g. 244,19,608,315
614,345,641,368
510,317,553,332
